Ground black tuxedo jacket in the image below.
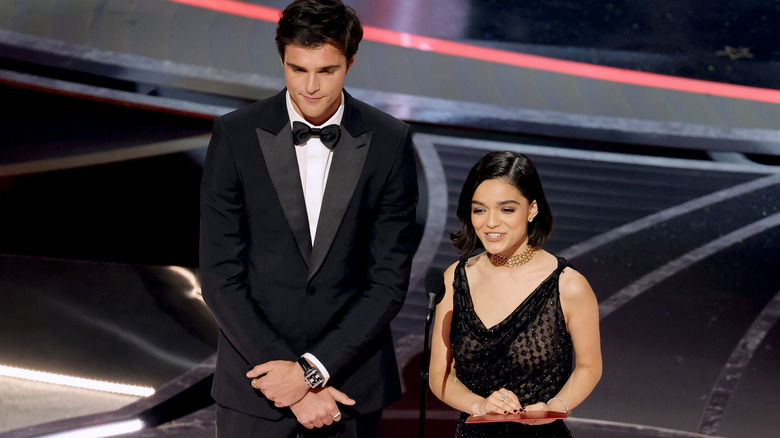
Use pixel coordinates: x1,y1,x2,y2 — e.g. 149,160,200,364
199,89,418,418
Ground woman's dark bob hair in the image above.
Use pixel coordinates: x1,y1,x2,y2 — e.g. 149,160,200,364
451,151,553,258
275,0,363,62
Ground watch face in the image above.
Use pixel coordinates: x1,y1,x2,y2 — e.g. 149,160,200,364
305,369,324,388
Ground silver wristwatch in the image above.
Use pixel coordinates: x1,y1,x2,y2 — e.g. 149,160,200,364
298,357,324,388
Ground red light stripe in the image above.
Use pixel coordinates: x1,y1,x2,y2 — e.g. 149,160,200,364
168,0,280,21
167,0,780,105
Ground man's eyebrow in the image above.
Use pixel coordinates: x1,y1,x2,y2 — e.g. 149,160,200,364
318,64,343,71
285,61,306,69
285,62,342,71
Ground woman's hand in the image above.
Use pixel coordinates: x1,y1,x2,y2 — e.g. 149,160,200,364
473,388,523,415
524,401,556,425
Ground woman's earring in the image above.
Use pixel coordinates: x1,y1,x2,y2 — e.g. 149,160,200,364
529,217,534,223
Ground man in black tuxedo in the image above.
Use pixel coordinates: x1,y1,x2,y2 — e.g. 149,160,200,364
199,0,418,436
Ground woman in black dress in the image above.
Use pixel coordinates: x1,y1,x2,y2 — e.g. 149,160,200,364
429,151,602,437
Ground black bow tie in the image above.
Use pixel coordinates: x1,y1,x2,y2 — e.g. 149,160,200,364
292,121,341,149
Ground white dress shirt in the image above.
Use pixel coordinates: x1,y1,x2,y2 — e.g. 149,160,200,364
286,91,344,245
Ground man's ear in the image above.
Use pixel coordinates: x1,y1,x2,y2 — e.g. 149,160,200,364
346,56,355,73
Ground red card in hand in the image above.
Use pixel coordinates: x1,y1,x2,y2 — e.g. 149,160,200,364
465,410,569,424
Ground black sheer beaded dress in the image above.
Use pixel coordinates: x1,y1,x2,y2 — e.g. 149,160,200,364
451,256,574,437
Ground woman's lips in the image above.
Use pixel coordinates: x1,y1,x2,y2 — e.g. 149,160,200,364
484,232,504,242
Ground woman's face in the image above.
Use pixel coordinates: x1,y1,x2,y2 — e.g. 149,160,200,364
471,178,537,257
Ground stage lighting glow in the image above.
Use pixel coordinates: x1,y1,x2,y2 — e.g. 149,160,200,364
166,265,203,301
0,365,155,397
39,419,144,438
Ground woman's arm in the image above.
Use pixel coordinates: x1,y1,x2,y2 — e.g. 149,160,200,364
528,267,602,417
428,262,523,415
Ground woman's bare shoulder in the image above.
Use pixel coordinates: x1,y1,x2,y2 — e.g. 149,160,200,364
559,265,596,303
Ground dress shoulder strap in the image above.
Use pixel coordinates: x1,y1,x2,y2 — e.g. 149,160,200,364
554,255,572,273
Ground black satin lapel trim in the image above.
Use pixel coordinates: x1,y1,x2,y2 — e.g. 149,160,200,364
256,126,312,267
308,129,372,281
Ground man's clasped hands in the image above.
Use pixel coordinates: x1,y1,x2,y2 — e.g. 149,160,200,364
246,360,355,429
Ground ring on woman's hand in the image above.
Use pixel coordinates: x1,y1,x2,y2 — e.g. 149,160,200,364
499,393,507,401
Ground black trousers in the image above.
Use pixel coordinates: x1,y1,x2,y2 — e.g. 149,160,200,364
216,405,382,438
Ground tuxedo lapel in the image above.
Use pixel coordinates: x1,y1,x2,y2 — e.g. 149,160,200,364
309,124,372,282
256,125,312,268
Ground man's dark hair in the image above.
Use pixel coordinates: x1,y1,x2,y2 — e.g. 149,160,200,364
276,0,363,62
450,151,554,258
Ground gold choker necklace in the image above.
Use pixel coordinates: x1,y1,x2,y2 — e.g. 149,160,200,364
489,246,537,268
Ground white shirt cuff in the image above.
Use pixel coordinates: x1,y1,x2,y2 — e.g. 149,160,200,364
301,353,330,386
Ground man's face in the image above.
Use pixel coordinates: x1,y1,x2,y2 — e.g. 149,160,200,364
282,44,353,126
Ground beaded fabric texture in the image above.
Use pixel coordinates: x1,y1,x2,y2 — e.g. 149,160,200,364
451,256,574,437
